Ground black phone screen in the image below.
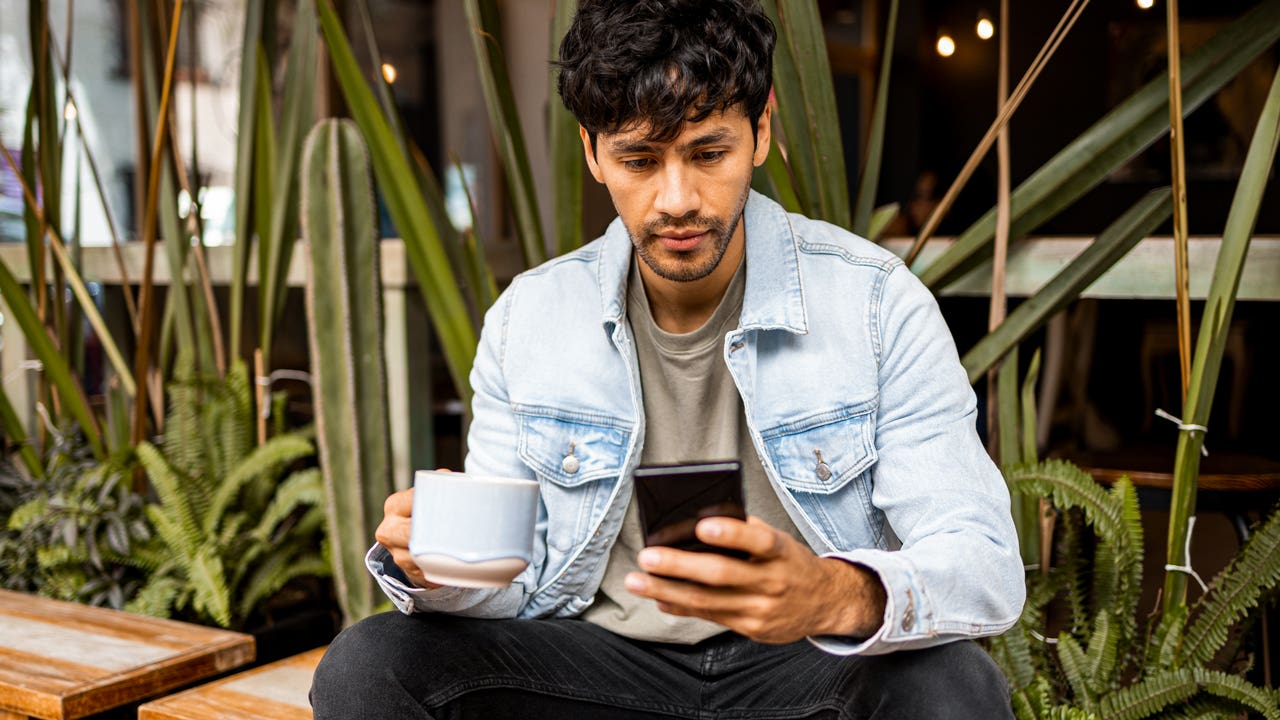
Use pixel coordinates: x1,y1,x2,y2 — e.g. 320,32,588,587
633,461,748,560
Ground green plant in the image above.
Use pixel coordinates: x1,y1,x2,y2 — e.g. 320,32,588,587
129,360,329,629
301,118,393,625
988,460,1280,720
0,433,150,609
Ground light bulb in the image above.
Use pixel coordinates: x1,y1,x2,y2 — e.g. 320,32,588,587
1137,0,1155,9
977,17,994,40
63,102,77,121
381,63,398,84
936,34,956,57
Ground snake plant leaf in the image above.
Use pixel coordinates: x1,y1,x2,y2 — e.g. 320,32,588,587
302,118,394,624
352,2,482,328
868,203,899,242
317,0,478,405
550,0,583,256
0,257,103,457
961,189,1171,383
756,133,803,214
1164,62,1280,612
259,0,317,367
918,0,1280,291
852,0,898,237
463,0,546,268
230,0,265,361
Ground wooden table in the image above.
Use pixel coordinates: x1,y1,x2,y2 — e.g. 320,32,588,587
138,647,325,720
0,590,254,719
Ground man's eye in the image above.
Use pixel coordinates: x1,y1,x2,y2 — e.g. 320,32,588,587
623,158,653,171
697,151,726,163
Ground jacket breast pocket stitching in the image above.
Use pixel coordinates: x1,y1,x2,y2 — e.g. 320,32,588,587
515,411,630,488
762,405,877,495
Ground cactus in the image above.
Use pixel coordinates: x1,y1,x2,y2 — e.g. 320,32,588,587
301,119,393,624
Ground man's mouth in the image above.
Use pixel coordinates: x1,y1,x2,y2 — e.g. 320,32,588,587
654,230,708,251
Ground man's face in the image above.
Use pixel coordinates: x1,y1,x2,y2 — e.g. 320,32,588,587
582,106,771,284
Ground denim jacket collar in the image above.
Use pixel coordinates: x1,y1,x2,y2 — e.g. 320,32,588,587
597,190,809,335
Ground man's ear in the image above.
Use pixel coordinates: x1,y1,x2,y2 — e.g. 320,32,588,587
752,105,772,168
580,126,605,183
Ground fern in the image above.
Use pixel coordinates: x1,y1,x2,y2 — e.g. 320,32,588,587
1098,669,1198,720
187,548,232,628
1059,509,1089,639
206,433,314,534
1146,603,1188,672
136,443,201,557
1083,612,1119,695
1191,667,1280,720
1182,504,1280,666
127,575,184,618
1044,706,1101,720
237,556,331,621
1057,634,1096,711
251,468,324,542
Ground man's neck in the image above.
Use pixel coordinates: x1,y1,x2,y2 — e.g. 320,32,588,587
637,230,745,334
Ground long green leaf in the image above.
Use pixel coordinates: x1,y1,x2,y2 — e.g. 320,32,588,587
230,0,265,361
550,0,583,256
351,2,481,328
0,257,102,456
852,0,898,236
757,131,803,214
0,385,42,478
1164,62,1280,612
463,0,546,267
961,188,1171,383
259,0,317,366
770,0,850,227
316,0,477,405
918,0,1280,290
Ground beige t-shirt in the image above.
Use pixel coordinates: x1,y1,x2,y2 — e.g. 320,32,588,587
581,257,806,643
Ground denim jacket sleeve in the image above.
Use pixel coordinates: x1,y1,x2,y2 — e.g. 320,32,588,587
367,287,542,618
809,263,1025,656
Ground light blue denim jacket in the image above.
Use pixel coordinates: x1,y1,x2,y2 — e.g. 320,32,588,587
367,191,1025,655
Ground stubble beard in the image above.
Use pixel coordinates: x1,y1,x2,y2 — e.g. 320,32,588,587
630,184,750,283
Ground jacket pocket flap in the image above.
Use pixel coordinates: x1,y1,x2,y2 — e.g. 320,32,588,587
761,404,877,494
516,407,630,487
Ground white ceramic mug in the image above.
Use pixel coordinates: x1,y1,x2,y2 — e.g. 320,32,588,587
409,470,540,588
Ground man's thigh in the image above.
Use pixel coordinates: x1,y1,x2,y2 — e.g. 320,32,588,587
311,612,705,719
703,637,1014,720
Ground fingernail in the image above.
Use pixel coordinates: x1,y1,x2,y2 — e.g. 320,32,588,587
625,573,645,591
702,521,722,538
637,549,659,569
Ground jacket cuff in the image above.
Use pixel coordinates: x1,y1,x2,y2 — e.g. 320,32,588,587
365,544,467,614
806,549,928,656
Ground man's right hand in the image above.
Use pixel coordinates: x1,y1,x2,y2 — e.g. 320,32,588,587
375,487,445,590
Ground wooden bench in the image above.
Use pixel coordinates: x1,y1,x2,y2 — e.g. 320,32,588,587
0,590,254,719
138,647,326,720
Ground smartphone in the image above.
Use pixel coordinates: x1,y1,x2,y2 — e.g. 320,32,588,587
633,461,748,560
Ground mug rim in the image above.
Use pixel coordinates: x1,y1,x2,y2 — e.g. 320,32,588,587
414,469,538,488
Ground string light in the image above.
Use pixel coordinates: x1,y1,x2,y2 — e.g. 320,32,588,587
1137,0,1155,8
63,101,77,121
976,14,994,40
936,32,956,57
381,63,398,84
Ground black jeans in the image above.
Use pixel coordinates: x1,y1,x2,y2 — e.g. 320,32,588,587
310,612,1014,719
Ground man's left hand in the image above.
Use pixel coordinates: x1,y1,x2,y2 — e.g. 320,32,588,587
624,516,887,644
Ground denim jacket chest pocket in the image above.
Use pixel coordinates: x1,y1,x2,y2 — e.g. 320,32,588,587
515,407,630,554
760,402,883,548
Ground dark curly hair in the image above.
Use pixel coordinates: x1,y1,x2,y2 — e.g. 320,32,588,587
557,0,776,148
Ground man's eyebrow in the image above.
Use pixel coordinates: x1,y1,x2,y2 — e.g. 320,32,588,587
607,127,735,155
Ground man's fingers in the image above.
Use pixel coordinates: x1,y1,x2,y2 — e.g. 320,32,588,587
384,487,414,517
636,546,752,587
694,515,786,560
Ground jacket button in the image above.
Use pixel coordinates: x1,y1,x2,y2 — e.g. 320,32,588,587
815,461,832,481
562,454,580,474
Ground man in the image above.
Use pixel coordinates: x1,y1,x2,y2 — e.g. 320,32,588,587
313,0,1024,717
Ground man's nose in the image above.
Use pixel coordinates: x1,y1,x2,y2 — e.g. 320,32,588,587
652,164,699,219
